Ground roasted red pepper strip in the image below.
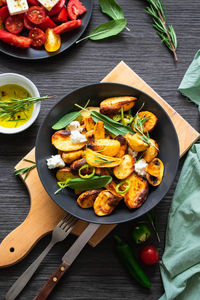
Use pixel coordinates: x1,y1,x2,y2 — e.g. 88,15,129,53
53,19,81,35
0,29,32,48
39,16,56,30
67,0,86,20
0,5,9,22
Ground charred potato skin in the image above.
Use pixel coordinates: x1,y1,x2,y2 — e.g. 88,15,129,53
99,169,123,198
114,135,127,158
143,139,159,162
94,190,121,216
84,117,95,131
70,158,87,174
56,167,77,182
61,150,83,164
124,173,149,209
77,189,103,208
52,130,86,152
126,133,149,152
113,154,135,179
146,158,164,186
100,96,136,115
133,111,158,133
86,139,121,157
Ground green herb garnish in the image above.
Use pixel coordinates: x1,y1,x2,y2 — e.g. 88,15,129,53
146,0,178,61
55,175,112,194
146,211,161,242
0,96,51,120
76,0,128,43
52,99,90,130
15,159,36,180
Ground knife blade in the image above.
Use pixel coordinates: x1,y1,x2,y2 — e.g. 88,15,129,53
33,222,101,300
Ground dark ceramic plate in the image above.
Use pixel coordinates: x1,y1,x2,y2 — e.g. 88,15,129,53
0,0,93,60
36,83,179,224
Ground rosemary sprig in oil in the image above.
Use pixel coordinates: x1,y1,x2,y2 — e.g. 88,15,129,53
0,95,52,120
146,0,178,61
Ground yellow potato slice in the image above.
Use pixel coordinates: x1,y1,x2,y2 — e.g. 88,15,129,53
94,190,121,216
85,148,122,168
87,139,120,157
52,130,86,152
100,96,136,115
113,154,135,179
126,133,149,152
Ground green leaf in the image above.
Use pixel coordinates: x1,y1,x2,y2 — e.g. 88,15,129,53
99,0,124,20
52,111,80,130
90,19,126,40
67,176,112,191
91,110,133,136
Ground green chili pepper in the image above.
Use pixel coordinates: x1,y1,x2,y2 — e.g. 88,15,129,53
116,180,131,194
113,114,121,122
123,114,134,125
132,224,151,244
114,235,151,289
78,164,95,179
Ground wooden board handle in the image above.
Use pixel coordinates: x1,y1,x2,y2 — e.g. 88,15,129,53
33,262,70,300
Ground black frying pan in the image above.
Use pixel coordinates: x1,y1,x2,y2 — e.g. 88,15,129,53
36,83,179,224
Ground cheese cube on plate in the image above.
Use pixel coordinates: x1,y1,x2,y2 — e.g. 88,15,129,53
37,0,60,11
7,0,28,15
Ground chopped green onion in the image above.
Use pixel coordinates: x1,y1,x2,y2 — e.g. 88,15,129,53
78,164,95,179
116,180,131,194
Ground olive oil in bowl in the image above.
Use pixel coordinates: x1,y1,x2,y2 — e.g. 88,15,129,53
0,84,33,128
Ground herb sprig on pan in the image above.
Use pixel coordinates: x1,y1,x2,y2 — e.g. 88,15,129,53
146,0,178,61
15,159,36,180
0,96,51,120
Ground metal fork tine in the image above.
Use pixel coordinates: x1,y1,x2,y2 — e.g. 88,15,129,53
60,215,74,229
63,217,77,232
61,216,76,230
57,214,71,228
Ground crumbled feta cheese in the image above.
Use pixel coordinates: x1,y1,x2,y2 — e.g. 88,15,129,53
67,121,82,132
37,0,60,11
134,159,148,177
7,0,28,15
70,130,87,144
128,147,138,158
47,154,65,169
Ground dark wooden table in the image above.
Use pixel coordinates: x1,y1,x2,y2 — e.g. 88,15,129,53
0,0,199,299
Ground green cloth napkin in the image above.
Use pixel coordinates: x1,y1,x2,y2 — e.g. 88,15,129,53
179,50,200,112
159,144,200,300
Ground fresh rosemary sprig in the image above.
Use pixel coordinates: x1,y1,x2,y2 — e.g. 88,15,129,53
15,159,36,180
146,0,178,61
147,211,161,242
0,95,52,120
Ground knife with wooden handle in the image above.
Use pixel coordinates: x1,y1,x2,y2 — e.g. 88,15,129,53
33,223,100,300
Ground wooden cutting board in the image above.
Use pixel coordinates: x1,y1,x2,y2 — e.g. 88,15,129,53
0,61,199,268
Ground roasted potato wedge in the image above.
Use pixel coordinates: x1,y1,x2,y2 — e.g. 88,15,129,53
113,154,135,179
124,173,149,209
85,148,122,168
61,150,83,164
56,167,77,182
100,96,136,115
94,190,121,216
132,111,158,133
143,139,159,162
80,106,100,119
146,158,164,186
83,117,95,132
70,158,87,174
126,133,149,152
114,135,127,158
77,189,103,208
87,139,120,157
99,169,123,198
94,121,105,140
52,130,86,152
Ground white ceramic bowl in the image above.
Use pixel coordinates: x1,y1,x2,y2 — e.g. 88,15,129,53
0,73,40,134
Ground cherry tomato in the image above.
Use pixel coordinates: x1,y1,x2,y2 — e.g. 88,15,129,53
27,6,46,25
57,7,68,22
29,27,46,47
24,14,35,30
44,28,61,52
5,15,23,34
53,19,81,35
39,16,56,30
48,0,65,16
0,5,9,22
140,245,159,265
0,29,32,48
27,0,40,5
67,0,86,20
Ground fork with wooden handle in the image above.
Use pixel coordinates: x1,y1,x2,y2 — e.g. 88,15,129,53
5,214,77,300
